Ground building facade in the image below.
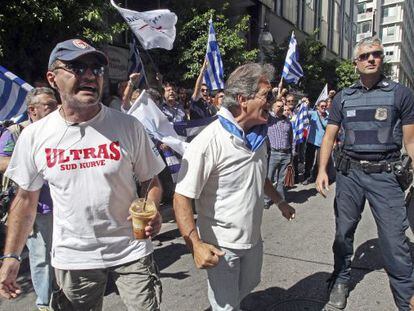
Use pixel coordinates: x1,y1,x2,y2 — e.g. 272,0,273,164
356,0,414,88
254,0,357,60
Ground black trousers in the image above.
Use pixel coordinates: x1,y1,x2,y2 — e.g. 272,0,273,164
333,169,414,310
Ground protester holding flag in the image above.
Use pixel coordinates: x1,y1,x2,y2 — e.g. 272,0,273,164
190,60,217,119
174,63,295,311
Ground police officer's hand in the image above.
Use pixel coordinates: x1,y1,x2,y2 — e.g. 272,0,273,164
0,258,21,299
316,171,329,198
145,211,162,238
278,201,295,220
192,241,225,269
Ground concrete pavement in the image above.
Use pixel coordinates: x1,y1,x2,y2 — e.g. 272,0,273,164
0,182,410,311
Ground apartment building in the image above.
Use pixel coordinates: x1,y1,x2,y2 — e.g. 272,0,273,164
356,0,414,88
253,0,357,60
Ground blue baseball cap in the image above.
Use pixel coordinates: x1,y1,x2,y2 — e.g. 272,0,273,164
48,39,108,69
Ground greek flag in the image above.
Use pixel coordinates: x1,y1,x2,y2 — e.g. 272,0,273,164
282,31,304,84
293,101,309,145
204,19,224,91
0,66,32,121
129,38,148,89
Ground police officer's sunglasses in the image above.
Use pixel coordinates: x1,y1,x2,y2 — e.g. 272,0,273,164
53,62,105,77
356,50,384,62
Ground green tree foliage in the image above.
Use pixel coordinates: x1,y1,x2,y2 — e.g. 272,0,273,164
148,2,258,86
336,60,359,89
0,0,127,82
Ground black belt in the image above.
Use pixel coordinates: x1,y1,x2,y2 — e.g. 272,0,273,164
349,159,393,174
271,147,291,153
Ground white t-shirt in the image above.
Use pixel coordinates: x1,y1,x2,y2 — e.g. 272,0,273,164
175,116,268,249
6,105,165,269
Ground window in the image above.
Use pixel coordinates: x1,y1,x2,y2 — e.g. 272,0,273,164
358,21,372,34
385,50,394,56
387,26,395,36
357,3,365,14
382,7,396,18
305,0,314,10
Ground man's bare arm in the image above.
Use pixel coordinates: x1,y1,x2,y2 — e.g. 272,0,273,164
140,176,162,208
173,193,200,251
0,188,40,299
173,193,224,268
4,188,40,255
264,178,295,220
191,60,207,101
0,156,10,174
403,124,414,166
140,176,163,238
316,124,340,197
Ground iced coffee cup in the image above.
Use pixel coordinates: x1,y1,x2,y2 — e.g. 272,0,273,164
129,198,157,239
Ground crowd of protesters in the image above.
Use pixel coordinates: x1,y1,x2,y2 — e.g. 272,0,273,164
0,36,414,311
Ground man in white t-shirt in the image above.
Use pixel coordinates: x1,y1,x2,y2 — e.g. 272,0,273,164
174,63,296,310
0,39,165,311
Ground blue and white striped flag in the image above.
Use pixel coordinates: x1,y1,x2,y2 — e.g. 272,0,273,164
129,38,148,89
293,101,309,145
0,66,32,121
204,19,225,91
282,31,304,84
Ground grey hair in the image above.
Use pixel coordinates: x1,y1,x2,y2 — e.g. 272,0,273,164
221,63,275,111
353,37,384,60
25,87,56,108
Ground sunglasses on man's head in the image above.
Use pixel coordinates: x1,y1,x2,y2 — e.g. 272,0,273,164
356,50,383,62
53,62,105,77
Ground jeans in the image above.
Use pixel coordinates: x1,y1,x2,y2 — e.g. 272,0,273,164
266,150,291,202
207,241,263,311
26,212,54,308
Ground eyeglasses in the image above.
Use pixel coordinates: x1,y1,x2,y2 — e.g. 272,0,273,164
319,106,327,109
201,88,209,93
53,62,105,77
356,50,383,62
255,91,274,103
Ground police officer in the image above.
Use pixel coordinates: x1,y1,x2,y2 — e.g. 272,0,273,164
316,37,414,310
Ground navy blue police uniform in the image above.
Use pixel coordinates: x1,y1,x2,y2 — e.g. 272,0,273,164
328,76,414,310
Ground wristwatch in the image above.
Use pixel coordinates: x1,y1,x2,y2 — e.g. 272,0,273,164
0,254,22,262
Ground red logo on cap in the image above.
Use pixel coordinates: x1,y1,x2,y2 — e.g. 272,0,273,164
72,39,90,49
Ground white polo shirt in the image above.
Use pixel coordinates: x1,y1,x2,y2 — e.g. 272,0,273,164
175,110,268,249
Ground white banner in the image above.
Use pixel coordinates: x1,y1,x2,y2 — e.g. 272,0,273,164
127,90,187,155
315,84,329,106
110,0,177,50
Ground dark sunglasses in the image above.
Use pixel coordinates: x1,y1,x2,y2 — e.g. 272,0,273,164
357,50,383,62
54,62,105,77
201,88,209,93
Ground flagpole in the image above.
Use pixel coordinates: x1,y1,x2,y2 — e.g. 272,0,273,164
130,32,162,88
